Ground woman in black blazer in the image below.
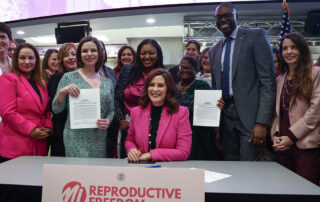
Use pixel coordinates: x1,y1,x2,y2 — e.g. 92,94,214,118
47,43,77,156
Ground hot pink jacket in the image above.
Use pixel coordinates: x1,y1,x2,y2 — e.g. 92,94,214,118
0,73,53,158
271,66,320,149
125,104,192,161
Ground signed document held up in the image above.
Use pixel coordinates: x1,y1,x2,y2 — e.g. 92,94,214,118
193,90,222,127
69,88,101,129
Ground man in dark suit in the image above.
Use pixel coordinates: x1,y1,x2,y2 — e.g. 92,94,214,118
209,2,276,160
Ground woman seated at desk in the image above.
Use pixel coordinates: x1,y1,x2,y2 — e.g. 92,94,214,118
125,68,192,162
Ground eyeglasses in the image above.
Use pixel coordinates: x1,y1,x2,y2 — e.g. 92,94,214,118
216,12,234,20
180,66,194,71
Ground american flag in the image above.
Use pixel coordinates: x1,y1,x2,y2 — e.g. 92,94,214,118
280,1,291,39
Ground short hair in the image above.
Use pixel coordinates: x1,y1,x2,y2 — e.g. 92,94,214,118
114,45,136,73
57,43,77,73
198,47,210,73
0,22,12,40
42,49,58,82
140,68,179,114
11,43,44,89
185,40,201,54
130,38,164,83
181,56,197,70
215,2,237,15
77,36,104,73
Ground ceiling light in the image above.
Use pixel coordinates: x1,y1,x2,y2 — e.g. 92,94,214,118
146,18,155,24
31,36,56,44
17,30,25,35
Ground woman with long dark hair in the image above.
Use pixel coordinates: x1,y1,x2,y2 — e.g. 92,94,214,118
271,32,320,184
0,43,52,162
115,38,164,158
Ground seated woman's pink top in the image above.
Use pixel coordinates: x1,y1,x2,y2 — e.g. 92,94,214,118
123,73,146,116
125,104,192,161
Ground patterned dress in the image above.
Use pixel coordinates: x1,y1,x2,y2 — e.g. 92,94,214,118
52,70,114,158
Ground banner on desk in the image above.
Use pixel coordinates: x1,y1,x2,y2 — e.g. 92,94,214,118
42,164,204,202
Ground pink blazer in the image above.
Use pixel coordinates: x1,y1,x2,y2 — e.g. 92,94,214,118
125,104,192,161
0,73,53,158
271,66,320,149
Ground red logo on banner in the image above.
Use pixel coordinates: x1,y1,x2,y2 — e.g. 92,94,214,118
62,181,87,202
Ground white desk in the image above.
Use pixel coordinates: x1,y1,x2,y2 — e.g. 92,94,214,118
0,156,320,201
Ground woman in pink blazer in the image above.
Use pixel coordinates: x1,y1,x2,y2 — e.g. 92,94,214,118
271,33,320,184
0,43,53,162
125,68,192,162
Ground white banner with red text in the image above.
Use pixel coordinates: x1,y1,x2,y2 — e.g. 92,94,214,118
42,164,204,202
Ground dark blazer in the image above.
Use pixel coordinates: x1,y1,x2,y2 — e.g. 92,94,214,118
47,73,67,156
48,73,67,137
169,65,180,84
103,65,117,87
209,27,276,131
114,65,133,121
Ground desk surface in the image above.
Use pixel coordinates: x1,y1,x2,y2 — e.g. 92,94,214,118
0,156,320,199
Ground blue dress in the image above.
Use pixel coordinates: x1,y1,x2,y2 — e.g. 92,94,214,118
52,70,114,158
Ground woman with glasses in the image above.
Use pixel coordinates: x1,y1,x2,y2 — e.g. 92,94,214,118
177,56,224,160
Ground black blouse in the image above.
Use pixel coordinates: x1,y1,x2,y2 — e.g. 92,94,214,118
148,105,163,151
28,79,42,104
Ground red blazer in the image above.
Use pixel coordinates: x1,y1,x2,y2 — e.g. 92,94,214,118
125,103,192,161
0,73,53,158
271,67,320,149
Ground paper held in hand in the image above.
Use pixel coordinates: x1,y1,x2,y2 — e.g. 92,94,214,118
193,90,222,127
69,88,100,129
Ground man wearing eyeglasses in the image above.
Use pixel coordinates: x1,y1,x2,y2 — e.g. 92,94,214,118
209,2,276,161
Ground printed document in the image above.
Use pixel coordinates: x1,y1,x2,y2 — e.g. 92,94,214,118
69,88,100,129
193,90,222,127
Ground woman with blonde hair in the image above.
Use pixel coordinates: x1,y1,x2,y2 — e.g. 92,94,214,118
47,43,77,156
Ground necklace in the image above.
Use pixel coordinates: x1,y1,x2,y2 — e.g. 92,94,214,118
281,76,293,111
